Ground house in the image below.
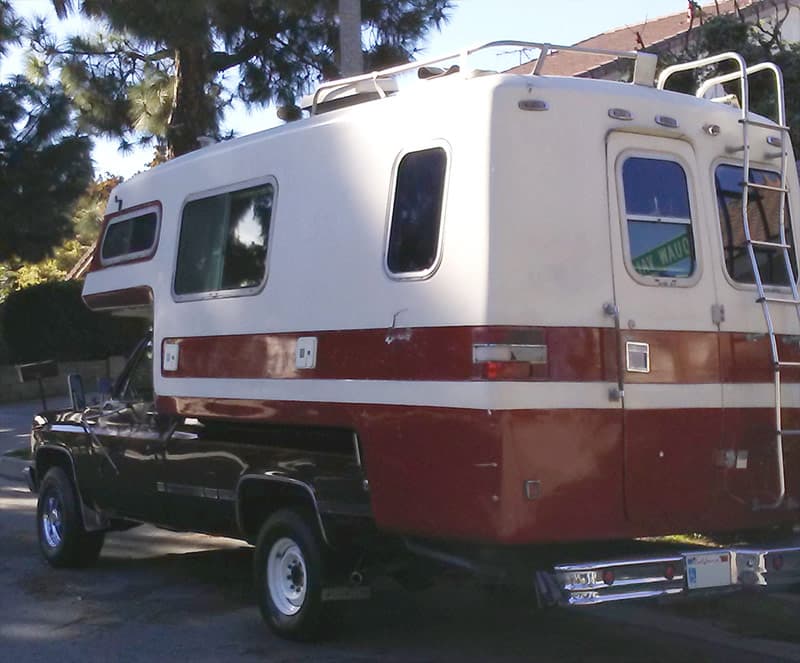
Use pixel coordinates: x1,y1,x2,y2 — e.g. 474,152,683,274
506,0,800,79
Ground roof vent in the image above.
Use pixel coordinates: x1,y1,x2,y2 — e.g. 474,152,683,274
302,77,399,114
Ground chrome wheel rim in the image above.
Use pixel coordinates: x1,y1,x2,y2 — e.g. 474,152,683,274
267,537,307,616
42,494,63,548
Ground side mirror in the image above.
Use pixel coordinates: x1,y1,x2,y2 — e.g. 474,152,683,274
67,373,86,411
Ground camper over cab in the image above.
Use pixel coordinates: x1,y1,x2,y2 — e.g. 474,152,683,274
27,42,800,639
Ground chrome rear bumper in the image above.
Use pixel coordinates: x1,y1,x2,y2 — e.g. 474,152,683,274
553,545,800,606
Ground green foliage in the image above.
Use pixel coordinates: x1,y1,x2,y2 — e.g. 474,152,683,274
38,0,452,157
663,9,800,148
0,175,122,300
0,1,93,263
2,280,147,363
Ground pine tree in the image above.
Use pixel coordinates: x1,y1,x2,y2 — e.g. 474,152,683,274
0,0,93,264
42,0,452,158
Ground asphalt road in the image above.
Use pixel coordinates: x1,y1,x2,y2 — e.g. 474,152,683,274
2,472,800,662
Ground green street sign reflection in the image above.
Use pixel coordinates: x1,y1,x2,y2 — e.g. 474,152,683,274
632,233,692,273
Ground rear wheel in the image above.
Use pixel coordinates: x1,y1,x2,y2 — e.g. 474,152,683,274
37,467,104,568
254,509,330,641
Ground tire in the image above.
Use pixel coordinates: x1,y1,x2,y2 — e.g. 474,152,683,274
254,508,330,641
37,467,105,568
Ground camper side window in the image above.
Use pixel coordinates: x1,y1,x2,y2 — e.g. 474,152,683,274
715,164,797,286
174,183,274,298
387,147,447,276
100,209,159,266
621,157,696,279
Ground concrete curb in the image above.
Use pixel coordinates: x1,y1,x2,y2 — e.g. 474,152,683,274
0,455,30,484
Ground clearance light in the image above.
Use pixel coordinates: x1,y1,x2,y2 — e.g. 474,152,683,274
772,554,785,572
609,108,633,121
602,569,615,586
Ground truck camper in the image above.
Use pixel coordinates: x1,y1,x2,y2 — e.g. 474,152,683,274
26,41,800,639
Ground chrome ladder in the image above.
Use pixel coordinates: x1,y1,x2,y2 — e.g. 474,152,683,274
659,53,799,510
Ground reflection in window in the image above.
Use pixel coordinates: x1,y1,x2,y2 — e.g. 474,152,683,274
387,148,447,275
101,212,158,262
622,157,695,278
716,164,797,286
174,183,274,296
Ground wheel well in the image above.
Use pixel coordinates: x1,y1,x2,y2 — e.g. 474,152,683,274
35,448,75,491
238,479,321,544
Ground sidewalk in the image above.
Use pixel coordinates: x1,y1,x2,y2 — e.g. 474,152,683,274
0,396,70,482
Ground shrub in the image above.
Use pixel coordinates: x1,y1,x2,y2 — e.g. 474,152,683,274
2,281,148,363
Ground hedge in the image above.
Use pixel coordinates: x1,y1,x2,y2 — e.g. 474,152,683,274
2,281,148,363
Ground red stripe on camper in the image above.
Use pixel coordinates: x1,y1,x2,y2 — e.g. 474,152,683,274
159,326,800,384
84,286,153,311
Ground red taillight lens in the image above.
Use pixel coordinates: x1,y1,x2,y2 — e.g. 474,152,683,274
772,554,785,571
480,361,532,380
601,569,615,586
664,563,676,580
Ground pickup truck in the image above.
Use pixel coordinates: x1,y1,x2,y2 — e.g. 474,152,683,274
27,333,374,640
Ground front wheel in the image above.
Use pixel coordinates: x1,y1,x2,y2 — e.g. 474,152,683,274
254,509,330,641
37,467,104,568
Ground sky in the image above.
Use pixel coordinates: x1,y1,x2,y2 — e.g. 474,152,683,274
4,0,692,177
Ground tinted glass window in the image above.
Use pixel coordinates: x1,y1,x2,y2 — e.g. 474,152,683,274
101,212,158,261
387,148,447,275
622,157,695,278
175,183,274,296
716,164,797,286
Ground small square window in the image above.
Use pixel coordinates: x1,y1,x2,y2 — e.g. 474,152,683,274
101,210,159,265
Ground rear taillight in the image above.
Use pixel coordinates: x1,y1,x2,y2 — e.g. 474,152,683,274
472,343,547,381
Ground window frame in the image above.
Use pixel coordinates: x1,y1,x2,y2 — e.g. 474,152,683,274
712,158,798,291
99,202,162,267
383,141,451,281
615,149,702,288
171,176,278,303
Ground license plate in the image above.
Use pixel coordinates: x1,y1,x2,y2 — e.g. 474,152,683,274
684,551,733,589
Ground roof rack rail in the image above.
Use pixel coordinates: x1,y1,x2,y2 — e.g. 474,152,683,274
308,40,659,115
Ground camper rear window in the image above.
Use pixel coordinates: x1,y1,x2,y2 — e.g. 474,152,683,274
716,164,797,286
622,157,695,279
101,211,159,265
387,147,447,276
174,183,274,298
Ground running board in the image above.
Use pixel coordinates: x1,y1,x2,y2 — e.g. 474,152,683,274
550,545,800,606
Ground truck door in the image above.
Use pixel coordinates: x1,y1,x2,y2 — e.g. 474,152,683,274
90,338,166,523
606,132,723,527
